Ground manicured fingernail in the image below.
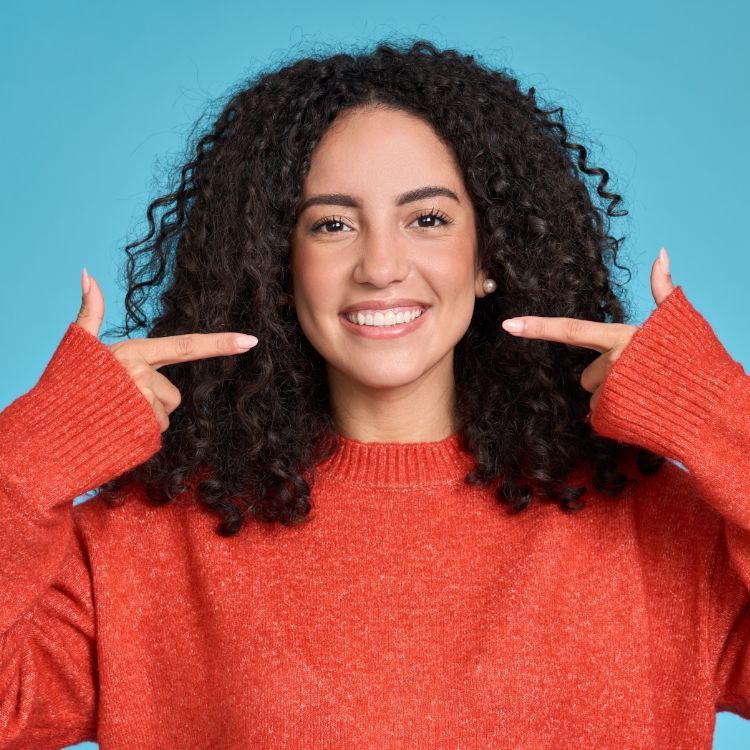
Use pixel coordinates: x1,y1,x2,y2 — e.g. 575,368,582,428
659,247,670,275
81,267,91,296
235,334,258,348
502,318,523,332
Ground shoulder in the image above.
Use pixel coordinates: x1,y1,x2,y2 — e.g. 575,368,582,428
620,452,724,569
71,482,204,556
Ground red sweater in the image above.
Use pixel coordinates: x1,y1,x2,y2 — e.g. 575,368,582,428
1,285,748,749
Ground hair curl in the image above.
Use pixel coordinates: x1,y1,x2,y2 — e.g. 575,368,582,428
96,37,666,536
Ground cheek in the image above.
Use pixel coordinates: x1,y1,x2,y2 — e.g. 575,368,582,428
434,246,479,334
446,291,478,342
292,247,340,314
290,252,351,361
429,244,477,300
429,235,474,273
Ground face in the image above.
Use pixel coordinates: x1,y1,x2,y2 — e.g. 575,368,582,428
289,105,490,406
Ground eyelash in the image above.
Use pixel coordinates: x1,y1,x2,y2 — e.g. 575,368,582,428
310,207,453,234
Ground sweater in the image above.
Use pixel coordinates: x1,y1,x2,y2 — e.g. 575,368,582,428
0,284,748,750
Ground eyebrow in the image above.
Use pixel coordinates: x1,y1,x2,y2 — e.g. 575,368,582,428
296,185,461,216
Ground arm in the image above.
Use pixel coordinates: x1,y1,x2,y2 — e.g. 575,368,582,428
0,322,161,744
590,285,750,717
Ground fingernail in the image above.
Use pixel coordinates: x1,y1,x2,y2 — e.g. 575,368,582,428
82,267,91,296
502,318,523,332
235,334,258,349
659,247,670,275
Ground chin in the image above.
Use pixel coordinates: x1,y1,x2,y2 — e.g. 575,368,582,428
330,359,438,390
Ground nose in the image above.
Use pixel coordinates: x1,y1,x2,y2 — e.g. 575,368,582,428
351,226,410,288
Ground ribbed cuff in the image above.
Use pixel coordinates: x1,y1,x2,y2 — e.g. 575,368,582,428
0,322,162,506
590,285,747,464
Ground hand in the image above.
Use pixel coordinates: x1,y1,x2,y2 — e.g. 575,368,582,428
500,248,676,420
74,268,259,433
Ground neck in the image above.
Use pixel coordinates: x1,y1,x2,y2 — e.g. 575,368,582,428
327,360,457,444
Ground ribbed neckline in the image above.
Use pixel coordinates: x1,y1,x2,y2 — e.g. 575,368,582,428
315,430,478,488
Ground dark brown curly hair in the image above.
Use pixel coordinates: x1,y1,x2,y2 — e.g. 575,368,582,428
96,37,666,536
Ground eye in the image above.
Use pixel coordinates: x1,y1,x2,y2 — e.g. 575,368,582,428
309,207,454,235
310,215,351,234
412,207,453,229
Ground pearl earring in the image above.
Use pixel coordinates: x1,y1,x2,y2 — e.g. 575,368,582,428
482,278,497,294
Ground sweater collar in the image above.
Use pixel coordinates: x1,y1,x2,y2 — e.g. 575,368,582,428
315,430,478,489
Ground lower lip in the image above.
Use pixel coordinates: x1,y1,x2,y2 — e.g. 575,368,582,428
339,308,430,339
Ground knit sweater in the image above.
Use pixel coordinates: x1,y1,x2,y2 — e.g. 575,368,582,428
0,285,748,750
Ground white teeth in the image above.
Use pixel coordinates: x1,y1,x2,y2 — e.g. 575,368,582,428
345,308,424,327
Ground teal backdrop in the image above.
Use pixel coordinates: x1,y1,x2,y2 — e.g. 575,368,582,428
1,1,748,748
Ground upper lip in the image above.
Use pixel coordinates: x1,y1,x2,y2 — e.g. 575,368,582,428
340,298,431,315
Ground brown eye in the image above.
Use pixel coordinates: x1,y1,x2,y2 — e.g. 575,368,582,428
310,216,351,234
412,208,452,228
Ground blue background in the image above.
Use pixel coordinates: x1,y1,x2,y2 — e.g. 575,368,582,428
1,1,748,748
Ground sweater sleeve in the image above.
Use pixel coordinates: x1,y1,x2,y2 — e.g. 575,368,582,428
0,322,162,745
589,284,750,717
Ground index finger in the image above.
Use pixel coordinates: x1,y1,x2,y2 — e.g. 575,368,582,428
136,332,258,369
503,317,630,353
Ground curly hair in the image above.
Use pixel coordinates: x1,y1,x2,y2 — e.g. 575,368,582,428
96,37,666,536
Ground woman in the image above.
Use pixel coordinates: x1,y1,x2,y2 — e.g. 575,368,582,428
1,38,748,748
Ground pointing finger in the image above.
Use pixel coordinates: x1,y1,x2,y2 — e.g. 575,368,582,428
139,331,259,369
502,315,633,354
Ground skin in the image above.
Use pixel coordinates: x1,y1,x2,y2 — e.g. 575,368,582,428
289,105,493,444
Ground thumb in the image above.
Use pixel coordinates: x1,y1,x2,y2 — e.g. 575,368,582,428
75,267,105,338
650,247,676,307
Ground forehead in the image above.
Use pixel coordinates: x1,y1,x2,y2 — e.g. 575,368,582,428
302,106,466,200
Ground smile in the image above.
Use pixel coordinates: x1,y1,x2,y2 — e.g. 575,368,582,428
339,306,429,339
343,307,424,327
